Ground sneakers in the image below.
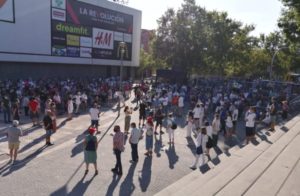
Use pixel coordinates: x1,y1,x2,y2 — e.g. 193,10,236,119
46,142,54,146
189,166,197,170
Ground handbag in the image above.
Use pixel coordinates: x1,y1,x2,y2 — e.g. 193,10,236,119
196,145,203,155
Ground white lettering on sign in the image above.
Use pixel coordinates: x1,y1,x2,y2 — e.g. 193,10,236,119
92,28,114,49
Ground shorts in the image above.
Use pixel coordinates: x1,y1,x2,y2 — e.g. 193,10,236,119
30,111,39,119
46,129,53,137
139,113,146,120
156,120,163,126
91,120,99,127
246,127,255,137
9,142,20,150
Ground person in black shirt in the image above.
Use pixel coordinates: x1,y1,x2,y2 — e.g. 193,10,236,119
139,100,147,127
43,110,54,146
154,105,164,135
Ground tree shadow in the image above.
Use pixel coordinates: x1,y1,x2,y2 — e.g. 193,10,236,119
165,144,179,169
0,145,47,176
138,156,152,192
119,163,137,196
106,174,122,196
67,174,96,196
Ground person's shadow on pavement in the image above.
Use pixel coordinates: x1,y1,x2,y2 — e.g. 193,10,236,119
67,174,96,196
138,156,152,192
0,145,47,176
70,131,86,158
106,173,122,196
119,163,137,196
165,144,179,169
154,135,163,157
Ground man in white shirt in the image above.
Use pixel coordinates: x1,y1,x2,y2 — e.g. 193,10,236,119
193,103,204,129
89,102,100,134
74,92,81,114
245,107,256,144
129,122,141,163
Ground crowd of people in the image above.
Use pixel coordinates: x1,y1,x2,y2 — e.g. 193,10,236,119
1,77,295,174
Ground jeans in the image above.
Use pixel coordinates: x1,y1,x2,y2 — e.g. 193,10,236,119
131,143,138,161
113,149,122,174
3,108,11,123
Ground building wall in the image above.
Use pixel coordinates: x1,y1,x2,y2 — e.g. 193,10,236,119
0,62,135,79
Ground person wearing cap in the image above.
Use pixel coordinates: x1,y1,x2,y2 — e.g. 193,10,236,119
43,110,54,146
83,127,98,176
5,120,22,163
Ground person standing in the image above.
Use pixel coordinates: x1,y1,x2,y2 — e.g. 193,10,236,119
193,104,202,129
43,110,54,146
129,122,141,163
2,95,11,123
84,127,98,176
225,111,234,137
186,111,194,137
190,127,208,170
50,102,57,132
22,95,30,116
112,125,124,176
139,100,147,127
212,113,221,147
245,107,256,144
154,105,164,135
166,113,176,144
11,101,20,121
178,95,184,117
5,120,22,163
89,102,100,134
232,105,239,134
67,97,73,121
74,92,81,114
205,121,213,160
144,118,154,156
124,106,133,135
28,97,39,126
281,100,289,120
269,98,277,132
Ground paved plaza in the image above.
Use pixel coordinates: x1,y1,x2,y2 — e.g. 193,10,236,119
0,95,249,196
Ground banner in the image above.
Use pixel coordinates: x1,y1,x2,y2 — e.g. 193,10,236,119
66,0,133,34
52,0,66,10
92,28,114,49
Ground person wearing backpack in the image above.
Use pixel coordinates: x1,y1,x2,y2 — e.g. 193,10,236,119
84,127,98,176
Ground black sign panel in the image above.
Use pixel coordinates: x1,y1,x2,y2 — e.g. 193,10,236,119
51,0,133,60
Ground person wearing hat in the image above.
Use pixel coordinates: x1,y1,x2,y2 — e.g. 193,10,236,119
5,120,22,163
43,110,54,146
83,127,98,176
144,117,154,156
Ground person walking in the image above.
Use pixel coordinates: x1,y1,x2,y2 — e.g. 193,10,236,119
281,100,289,120
129,122,140,163
205,121,213,160
269,98,277,132
190,127,208,170
11,101,20,121
225,111,234,137
5,120,22,163
84,127,98,176
43,110,54,146
124,106,133,135
144,118,154,156
89,102,100,134
112,125,124,176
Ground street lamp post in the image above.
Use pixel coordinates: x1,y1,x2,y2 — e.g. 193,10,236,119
270,47,289,80
119,41,126,92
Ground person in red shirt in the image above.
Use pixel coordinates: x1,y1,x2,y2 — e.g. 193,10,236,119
28,97,39,126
